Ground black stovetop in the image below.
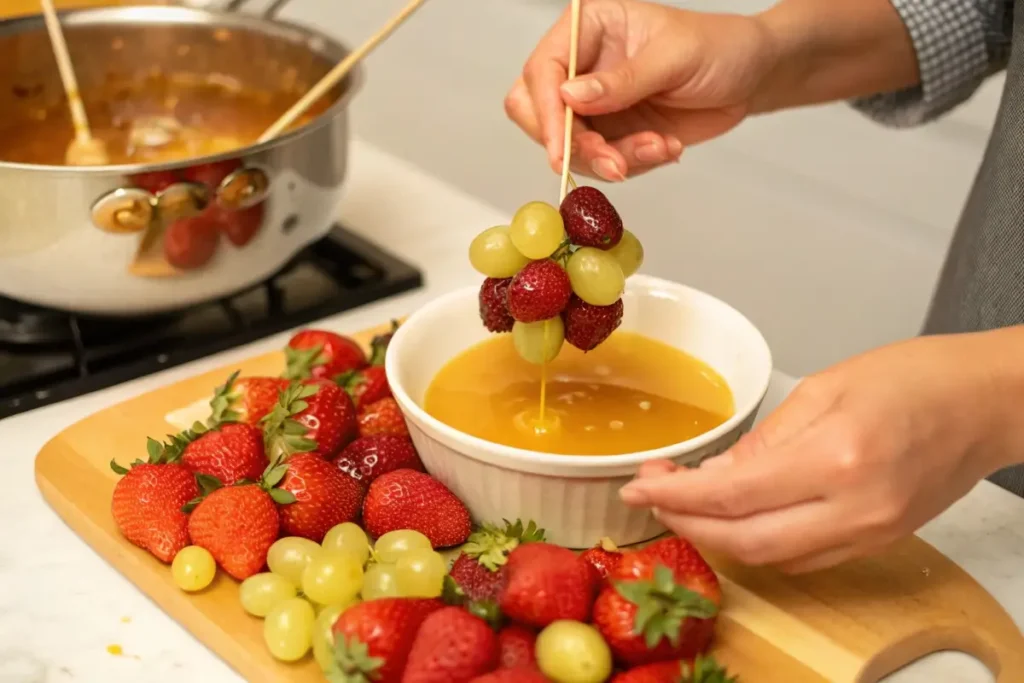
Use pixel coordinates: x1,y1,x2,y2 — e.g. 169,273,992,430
0,226,422,419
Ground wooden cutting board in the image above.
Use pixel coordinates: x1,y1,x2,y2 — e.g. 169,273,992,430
34,322,1024,683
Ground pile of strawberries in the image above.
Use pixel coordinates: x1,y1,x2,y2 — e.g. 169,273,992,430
329,527,735,682
110,323,472,580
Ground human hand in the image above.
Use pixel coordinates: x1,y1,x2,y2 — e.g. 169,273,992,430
619,331,1024,573
504,0,781,181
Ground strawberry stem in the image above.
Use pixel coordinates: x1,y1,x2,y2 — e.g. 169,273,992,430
613,564,719,649
208,370,242,425
329,635,385,682
283,344,328,381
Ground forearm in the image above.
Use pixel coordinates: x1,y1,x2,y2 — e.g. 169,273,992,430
750,0,919,114
971,326,1024,471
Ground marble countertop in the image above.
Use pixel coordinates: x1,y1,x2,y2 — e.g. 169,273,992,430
0,141,1019,682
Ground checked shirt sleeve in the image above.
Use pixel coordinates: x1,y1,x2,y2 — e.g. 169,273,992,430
852,0,1012,127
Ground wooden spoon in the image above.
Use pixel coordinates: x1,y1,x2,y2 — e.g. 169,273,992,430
39,0,109,166
257,0,429,143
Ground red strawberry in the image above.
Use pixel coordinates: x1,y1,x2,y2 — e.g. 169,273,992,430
284,329,367,381
331,598,444,683
181,158,241,189
507,260,572,323
208,371,289,426
110,446,199,563
186,478,283,580
402,606,499,682
499,542,597,628
262,379,358,459
212,203,264,247
339,365,392,410
358,397,410,439
580,537,623,584
180,421,266,485
560,185,624,249
276,452,365,542
362,469,471,548
593,537,721,667
610,655,736,683
333,434,423,487
449,519,546,603
129,169,180,194
164,214,220,270
479,277,515,333
562,295,623,351
470,669,549,683
497,624,537,670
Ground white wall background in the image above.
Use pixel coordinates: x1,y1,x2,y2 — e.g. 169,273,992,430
275,0,1004,376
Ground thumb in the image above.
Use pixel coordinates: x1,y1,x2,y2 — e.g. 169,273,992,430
560,47,682,115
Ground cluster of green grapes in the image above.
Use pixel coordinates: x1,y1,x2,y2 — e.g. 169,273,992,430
171,524,446,669
469,185,644,363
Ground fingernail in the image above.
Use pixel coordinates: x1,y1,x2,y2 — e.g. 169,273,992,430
619,483,649,505
635,144,662,163
561,78,604,103
666,135,684,157
592,157,624,181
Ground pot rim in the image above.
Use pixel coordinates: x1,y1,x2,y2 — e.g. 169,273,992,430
0,5,363,176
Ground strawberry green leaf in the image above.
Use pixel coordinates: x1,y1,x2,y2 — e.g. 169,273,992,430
283,345,328,381
685,655,738,683
441,575,466,606
208,370,243,425
195,474,223,495
181,497,203,514
467,600,504,630
269,488,297,505
262,381,322,459
614,563,719,650
146,438,163,462
330,634,385,683
109,459,130,476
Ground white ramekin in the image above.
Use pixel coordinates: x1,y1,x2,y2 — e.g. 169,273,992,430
385,274,773,548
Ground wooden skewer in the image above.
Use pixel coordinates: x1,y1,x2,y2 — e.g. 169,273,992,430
258,0,428,143
558,0,582,202
40,0,108,166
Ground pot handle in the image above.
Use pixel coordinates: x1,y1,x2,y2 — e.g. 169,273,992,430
224,0,291,19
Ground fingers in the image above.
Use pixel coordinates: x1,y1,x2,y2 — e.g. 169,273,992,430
608,132,683,169
654,499,849,567
504,78,544,146
776,540,887,575
560,43,683,116
638,459,678,479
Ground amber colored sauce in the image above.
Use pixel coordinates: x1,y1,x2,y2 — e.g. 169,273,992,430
0,72,327,166
424,331,734,456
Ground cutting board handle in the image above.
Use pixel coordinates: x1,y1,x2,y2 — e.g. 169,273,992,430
858,623,1024,682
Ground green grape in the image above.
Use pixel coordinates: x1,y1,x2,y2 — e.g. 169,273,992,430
510,201,565,259
536,620,613,683
362,563,400,600
239,572,297,617
302,551,364,606
311,600,358,672
373,529,433,563
566,247,625,306
268,537,323,588
171,546,216,593
469,225,531,278
263,597,316,662
395,549,447,598
512,317,565,365
607,229,644,278
322,523,371,566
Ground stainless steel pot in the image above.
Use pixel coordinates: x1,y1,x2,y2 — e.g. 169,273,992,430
0,3,362,315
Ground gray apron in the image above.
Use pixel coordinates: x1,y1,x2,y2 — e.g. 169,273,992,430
921,1,1024,495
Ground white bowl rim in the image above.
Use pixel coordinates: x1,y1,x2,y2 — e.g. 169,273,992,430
385,274,773,471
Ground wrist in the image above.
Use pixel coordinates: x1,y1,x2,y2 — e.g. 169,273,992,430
971,327,1024,472
750,0,920,114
